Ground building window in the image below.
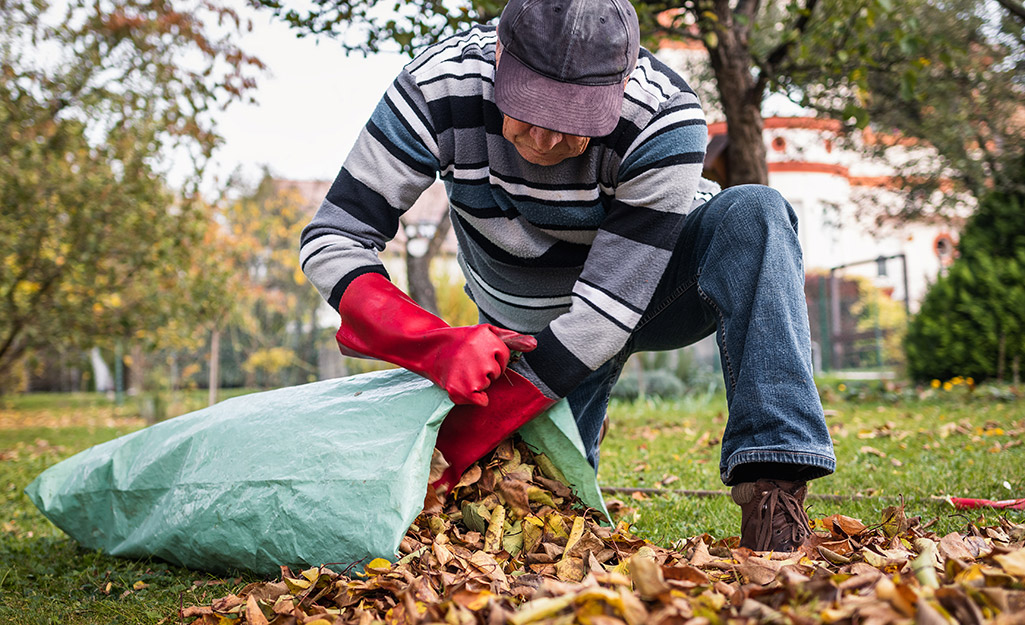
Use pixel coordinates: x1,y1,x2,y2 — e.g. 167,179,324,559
934,233,956,266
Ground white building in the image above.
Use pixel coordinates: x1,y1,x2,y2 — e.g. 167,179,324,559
658,42,965,314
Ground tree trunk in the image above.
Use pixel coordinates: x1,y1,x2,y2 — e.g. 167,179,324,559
89,347,114,392
169,352,179,392
128,343,146,395
208,326,221,406
402,210,452,316
997,332,1006,382
633,356,647,399
308,302,320,383
406,252,439,315
702,0,769,187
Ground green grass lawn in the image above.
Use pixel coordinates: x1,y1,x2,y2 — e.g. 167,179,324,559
597,380,1025,544
1,381,1023,623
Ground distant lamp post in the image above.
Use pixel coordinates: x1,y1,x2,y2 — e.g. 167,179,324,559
826,253,910,371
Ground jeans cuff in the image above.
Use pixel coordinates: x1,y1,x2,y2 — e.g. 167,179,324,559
721,450,835,486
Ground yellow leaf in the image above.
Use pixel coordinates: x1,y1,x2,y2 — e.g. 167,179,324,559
508,595,575,625
483,502,506,553
283,577,311,593
562,515,585,561
364,558,392,575
527,486,559,509
132,580,148,590
544,512,569,540
995,548,1025,578
534,453,569,485
522,515,544,553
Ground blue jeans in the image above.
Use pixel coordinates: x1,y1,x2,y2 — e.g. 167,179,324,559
566,185,836,485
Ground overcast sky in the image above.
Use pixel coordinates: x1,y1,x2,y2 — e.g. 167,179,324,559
202,5,410,190
199,4,806,194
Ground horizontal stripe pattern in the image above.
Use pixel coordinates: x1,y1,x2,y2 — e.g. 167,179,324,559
301,25,710,398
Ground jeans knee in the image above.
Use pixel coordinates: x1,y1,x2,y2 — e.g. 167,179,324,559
717,185,797,237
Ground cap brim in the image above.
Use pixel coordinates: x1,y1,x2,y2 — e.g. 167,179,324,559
495,52,623,138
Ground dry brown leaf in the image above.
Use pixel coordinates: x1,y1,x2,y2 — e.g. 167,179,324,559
451,587,491,610
428,447,450,484
733,549,787,586
687,537,716,568
180,606,213,617
422,483,444,515
555,556,586,582
628,549,669,599
497,476,531,519
915,596,952,625
433,540,453,567
181,434,1025,625
245,594,270,625
453,464,483,490
939,532,976,561
662,564,709,586
821,513,868,538
211,594,245,612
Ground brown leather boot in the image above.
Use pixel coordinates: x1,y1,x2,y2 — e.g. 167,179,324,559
731,479,811,552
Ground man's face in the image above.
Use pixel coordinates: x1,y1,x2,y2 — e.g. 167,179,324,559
495,40,591,166
500,116,591,166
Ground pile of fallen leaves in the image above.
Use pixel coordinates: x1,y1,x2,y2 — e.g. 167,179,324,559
183,438,1025,624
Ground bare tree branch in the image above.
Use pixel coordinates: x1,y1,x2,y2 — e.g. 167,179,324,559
425,210,452,260
995,0,1025,24
734,0,760,23
757,0,820,92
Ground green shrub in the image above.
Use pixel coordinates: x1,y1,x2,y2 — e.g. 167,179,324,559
905,181,1025,382
612,368,686,400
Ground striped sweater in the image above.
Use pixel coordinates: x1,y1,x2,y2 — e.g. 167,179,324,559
301,25,713,400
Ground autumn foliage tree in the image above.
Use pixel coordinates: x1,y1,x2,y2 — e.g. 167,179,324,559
0,1,262,392
212,172,327,391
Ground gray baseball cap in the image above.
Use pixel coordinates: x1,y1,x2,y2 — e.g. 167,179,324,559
495,0,640,137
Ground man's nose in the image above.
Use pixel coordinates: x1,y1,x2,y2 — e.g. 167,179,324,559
529,126,562,151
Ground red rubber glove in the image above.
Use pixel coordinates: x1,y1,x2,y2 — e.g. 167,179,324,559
431,368,555,494
336,273,537,406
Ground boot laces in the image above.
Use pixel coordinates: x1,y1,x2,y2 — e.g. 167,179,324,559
752,484,811,551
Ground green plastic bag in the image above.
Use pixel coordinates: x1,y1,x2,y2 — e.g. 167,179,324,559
26,369,605,575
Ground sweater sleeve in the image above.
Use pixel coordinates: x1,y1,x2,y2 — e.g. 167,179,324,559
299,69,440,310
518,93,707,399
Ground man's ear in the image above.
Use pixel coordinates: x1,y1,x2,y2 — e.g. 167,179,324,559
495,39,502,65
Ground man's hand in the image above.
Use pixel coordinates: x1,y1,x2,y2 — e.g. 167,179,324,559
335,273,537,405
431,367,555,494
427,324,537,406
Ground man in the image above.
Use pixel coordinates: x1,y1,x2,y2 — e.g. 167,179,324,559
300,0,835,552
